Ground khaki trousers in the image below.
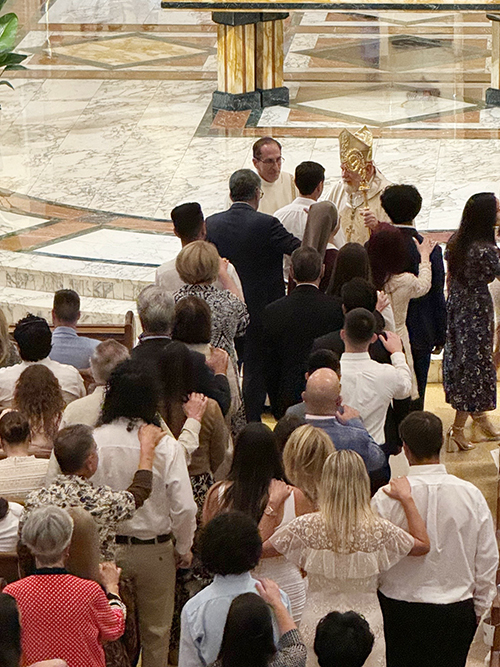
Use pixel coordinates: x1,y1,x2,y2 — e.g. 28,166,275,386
116,540,176,667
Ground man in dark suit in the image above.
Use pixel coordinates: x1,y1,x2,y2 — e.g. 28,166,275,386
263,246,344,419
130,285,231,416
206,169,300,421
380,185,446,410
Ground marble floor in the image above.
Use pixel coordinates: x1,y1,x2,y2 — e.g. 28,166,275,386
0,2,498,662
0,0,499,322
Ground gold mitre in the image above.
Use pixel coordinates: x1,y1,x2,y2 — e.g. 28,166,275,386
339,126,373,168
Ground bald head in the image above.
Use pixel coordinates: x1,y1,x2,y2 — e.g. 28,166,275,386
303,368,341,416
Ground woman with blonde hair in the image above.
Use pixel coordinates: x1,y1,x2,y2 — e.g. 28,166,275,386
282,424,334,507
264,450,429,666
174,241,249,432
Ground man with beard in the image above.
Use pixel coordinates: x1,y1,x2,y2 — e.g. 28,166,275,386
327,126,391,245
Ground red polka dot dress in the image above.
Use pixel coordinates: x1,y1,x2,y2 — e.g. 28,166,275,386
4,571,125,667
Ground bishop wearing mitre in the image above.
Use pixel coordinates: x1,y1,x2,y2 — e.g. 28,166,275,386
327,126,392,245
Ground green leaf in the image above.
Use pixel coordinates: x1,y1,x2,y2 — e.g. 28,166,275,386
0,0,11,12
4,63,26,70
0,13,18,53
0,79,14,89
0,51,26,66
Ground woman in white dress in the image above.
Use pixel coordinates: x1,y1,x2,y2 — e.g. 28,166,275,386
367,223,434,399
264,450,430,667
202,423,314,623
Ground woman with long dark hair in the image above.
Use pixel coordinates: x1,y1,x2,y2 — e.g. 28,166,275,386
326,242,395,330
367,224,434,399
444,192,500,450
202,423,313,623
326,242,372,297
212,582,306,667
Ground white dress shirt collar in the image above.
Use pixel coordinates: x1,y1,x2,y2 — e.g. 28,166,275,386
407,463,447,476
341,352,371,361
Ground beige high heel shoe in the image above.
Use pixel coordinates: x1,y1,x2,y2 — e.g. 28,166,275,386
471,412,500,441
446,426,475,452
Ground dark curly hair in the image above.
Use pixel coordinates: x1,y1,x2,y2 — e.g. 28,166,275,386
13,314,52,362
13,365,64,441
99,358,160,427
199,512,262,575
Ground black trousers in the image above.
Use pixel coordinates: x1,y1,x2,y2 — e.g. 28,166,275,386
242,323,266,422
412,348,432,411
379,592,477,667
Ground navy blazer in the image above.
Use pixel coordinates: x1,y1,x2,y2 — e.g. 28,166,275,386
396,225,447,353
206,203,301,325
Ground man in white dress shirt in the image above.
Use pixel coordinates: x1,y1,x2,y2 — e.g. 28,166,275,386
373,411,498,667
0,315,85,408
91,359,200,667
156,202,243,300
340,308,412,446
252,137,299,215
275,161,345,280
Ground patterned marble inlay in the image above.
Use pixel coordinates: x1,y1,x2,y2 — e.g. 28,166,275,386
50,35,205,68
297,87,476,125
0,211,51,235
33,228,182,266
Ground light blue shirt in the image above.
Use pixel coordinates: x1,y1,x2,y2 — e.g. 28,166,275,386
179,571,291,667
49,326,100,370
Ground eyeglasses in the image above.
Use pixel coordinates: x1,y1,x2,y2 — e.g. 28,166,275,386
256,157,284,166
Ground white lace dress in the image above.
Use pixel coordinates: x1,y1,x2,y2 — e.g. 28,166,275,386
270,512,414,667
253,492,307,624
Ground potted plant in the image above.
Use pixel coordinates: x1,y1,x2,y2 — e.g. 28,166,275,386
0,0,27,96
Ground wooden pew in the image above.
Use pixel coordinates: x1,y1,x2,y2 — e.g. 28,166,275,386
9,310,136,352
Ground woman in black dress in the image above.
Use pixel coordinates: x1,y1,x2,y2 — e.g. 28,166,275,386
443,192,500,451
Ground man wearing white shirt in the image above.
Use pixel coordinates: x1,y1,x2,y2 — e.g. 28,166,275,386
372,411,498,667
0,315,85,408
275,161,345,280
91,359,200,667
340,308,412,446
156,202,243,301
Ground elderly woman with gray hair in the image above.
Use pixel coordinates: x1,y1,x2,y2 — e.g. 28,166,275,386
3,506,126,667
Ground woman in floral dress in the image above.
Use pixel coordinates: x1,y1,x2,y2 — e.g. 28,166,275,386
444,192,500,450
